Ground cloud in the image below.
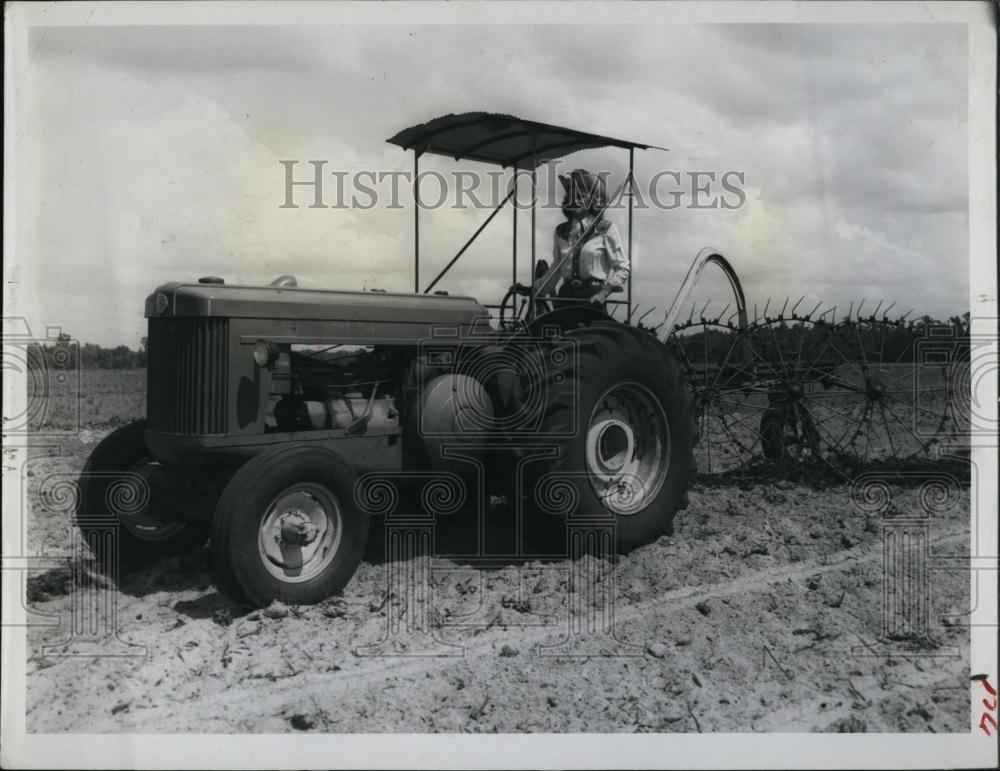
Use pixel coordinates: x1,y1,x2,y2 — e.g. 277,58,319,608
14,22,969,346
31,26,333,73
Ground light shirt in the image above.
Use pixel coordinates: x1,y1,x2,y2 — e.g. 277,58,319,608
551,215,629,290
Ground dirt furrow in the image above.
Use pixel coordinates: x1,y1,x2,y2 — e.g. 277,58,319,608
71,528,967,732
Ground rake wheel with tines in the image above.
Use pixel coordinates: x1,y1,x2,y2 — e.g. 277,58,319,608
662,284,960,473
825,308,958,463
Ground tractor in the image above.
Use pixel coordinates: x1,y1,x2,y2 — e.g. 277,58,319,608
77,112,749,607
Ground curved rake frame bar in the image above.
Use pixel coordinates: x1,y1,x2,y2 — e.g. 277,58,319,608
659,248,748,344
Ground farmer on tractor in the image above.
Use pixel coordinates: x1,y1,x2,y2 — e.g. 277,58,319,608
537,169,629,311
79,113,722,608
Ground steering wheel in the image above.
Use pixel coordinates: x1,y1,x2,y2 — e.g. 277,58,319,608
499,286,518,328
499,283,529,328
499,283,556,328
499,260,557,328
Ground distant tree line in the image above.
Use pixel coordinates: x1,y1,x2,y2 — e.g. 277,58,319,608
669,312,971,368
26,333,148,370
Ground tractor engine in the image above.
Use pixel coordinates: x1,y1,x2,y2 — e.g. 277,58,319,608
266,344,494,473
269,345,402,435
141,277,494,475
273,392,399,433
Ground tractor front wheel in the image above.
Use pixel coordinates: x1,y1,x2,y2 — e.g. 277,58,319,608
210,444,369,607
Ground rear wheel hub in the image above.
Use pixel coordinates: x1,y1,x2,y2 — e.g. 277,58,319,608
585,382,670,516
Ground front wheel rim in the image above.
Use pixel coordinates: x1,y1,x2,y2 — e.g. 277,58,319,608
585,382,671,516
258,483,343,583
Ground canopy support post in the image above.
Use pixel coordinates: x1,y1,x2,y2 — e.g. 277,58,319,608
512,170,518,318
413,151,420,293
627,148,635,322
424,189,515,294
529,141,537,321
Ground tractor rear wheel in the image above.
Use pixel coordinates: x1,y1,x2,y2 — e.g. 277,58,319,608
210,444,369,607
77,420,210,568
511,321,697,553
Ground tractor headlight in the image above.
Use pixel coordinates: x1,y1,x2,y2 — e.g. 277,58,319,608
155,292,169,315
253,339,280,368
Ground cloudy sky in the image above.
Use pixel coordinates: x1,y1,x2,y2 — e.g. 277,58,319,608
10,15,970,346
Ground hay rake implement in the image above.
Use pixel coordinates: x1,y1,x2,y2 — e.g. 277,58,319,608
634,249,963,475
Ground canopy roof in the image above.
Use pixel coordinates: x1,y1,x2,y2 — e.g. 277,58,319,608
386,112,664,169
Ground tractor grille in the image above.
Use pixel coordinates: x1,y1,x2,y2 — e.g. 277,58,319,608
147,318,229,434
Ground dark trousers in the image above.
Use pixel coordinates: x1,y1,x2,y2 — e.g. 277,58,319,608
557,280,605,312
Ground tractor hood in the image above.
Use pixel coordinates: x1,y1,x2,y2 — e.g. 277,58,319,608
145,281,489,328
